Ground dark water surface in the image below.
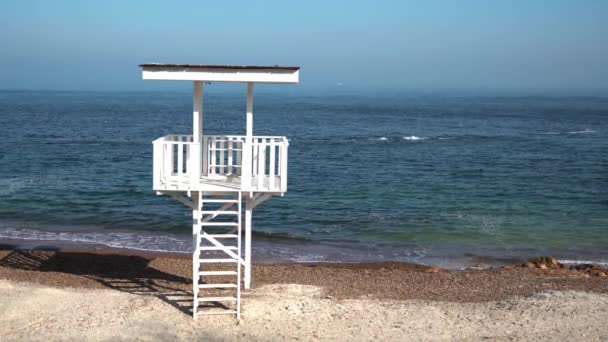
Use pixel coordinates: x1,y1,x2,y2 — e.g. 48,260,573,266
0,90,606,267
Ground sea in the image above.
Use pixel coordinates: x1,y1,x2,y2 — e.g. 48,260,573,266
0,89,606,268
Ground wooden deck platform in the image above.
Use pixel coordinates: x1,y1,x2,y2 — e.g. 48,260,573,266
159,175,283,193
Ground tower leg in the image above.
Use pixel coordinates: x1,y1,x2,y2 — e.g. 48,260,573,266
244,197,253,289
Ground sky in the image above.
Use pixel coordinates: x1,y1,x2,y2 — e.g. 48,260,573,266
0,0,607,94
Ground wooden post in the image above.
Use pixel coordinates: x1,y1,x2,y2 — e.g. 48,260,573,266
244,196,253,289
193,81,203,143
191,82,203,317
243,82,254,289
192,81,203,183
280,138,288,192
152,139,161,189
247,83,253,138
242,82,254,190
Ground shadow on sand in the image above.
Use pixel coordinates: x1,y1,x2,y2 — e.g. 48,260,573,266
0,246,203,316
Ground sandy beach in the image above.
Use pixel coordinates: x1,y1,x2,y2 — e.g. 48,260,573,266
0,247,607,341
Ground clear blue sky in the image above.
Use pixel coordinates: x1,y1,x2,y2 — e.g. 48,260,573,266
1,0,606,94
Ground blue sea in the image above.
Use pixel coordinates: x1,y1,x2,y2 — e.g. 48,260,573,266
0,90,606,268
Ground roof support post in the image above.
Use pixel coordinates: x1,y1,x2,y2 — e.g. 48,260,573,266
242,82,254,191
191,81,203,183
246,82,253,138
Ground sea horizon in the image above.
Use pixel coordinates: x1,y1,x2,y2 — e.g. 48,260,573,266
2,87,608,98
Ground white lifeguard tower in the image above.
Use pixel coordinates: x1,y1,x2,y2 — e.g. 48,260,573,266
141,63,299,318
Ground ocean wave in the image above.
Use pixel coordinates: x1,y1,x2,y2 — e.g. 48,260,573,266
0,177,35,196
0,226,313,253
4,226,607,268
568,129,596,134
557,259,608,267
540,129,597,135
403,135,428,141
369,134,485,143
352,133,504,144
0,227,192,253
252,230,313,242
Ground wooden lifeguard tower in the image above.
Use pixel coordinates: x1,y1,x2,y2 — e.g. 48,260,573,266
141,64,299,318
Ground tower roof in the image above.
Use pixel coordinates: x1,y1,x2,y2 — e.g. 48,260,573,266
140,63,300,83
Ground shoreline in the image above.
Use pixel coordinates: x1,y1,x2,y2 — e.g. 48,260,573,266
1,245,606,302
3,234,608,270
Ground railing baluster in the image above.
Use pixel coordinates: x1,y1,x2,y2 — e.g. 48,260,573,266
185,139,190,174
276,142,281,177
153,141,161,189
252,138,258,177
237,139,243,177
177,141,184,179
219,138,225,175
210,137,216,175
280,138,288,192
228,137,234,175
165,143,173,176
202,136,208,177
257,139,265,189
269,140,276,191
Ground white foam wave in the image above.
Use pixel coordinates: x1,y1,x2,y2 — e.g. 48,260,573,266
403,135,428,141
5,227,607,268
379,137,388,141
0,177,35,196
557,259,608,267
567,129,596,134
0,227,192,253
540,129,597,135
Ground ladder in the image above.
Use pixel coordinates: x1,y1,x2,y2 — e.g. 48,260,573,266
193,191,242,319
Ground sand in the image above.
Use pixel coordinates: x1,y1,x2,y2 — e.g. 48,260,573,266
1,280,607,341
1,249,608,341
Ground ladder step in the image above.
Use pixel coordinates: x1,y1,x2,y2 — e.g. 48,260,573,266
199,283,237,289
199,271,237,276
201,222,238,227
199,258,238,263
198,310,238,316
198,296,237,302
202,199,238,203
200,246,238,251
201,210,238,215
203,234,238,239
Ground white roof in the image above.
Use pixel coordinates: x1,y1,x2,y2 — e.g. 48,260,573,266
140,64,300,83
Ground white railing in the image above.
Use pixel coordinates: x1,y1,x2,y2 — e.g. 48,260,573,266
203,136,244,177
249,136,289,192
153,134,288,192
152,135,195,190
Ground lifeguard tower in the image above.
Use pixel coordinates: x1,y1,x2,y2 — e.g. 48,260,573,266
141,64,299,318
